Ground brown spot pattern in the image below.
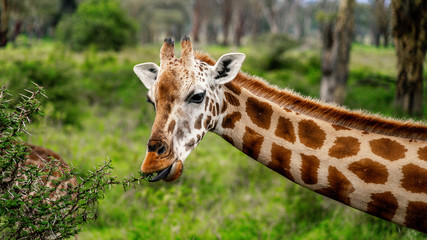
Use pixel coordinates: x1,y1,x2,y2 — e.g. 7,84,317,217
332,124,350,131
176,128,184,140
185,139,195,151
221,112,242,129
401,164,427,194
369,138,407,161
418,146,427,161
274,117,296,143
405,201,427,233
246,97,273,130
300,154,320,184
168,120,176,134
204,116,212,129
224,92,240,106
222,134,235,145
316,166,355,205
367,192,398,221
205,96,210,111
221,101,228,113
268,143,294,181
183,120,191,133
348,158,388,184
328,137,360,159
298,119,326,149
242,127,264,160
194,114,203,129
209,102,213,112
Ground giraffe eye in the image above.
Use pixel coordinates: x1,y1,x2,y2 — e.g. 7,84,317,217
188,91,206,104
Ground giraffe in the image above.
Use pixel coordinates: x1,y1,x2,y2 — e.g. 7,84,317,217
133,37,427,233
23,143,77,201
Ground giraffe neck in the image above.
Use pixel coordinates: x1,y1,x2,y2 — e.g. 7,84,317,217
213,81,427,233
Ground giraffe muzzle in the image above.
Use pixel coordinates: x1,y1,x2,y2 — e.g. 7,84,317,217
146,160,184,182
148,163,173,182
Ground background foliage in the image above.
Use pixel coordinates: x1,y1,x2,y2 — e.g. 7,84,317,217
56,0,136,51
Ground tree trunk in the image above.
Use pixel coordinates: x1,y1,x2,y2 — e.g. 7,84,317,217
260,0,280,34
206,21,217,44
320,20,336,103
392,0,426,117
234,1,247,47
191,0,203,43
320,0,355,104
372,0,389,47
221,0,233,46
0,0,9,48
10,20,22,43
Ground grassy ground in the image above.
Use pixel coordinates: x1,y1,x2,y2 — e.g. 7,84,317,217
1,41,426,239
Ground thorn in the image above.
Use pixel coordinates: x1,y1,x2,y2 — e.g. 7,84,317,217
40,92,48,98
19,93,30,99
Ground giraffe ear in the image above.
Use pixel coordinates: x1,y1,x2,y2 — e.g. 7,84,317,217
133,62,159,90
212,53,245,85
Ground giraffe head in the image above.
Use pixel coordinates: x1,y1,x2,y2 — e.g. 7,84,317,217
134,37,245,182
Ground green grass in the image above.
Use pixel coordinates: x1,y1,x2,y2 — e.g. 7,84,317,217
2,41,426,239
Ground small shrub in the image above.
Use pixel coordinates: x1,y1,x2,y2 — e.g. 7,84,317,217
0,85,147,239
56,0,136,51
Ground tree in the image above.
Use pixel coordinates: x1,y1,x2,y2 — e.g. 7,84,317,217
391,0,426,117
259,0,301,35
122,0,190,44
319,0,355,104
191,0,203,42
190,0,219,43
220,0,233,45
0,0,60,45
372,0,389,47
233,0,252,46
56,0,136,51
0,0,9,47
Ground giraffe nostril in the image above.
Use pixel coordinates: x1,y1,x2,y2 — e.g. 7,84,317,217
157,145,166,155
147,140,168,155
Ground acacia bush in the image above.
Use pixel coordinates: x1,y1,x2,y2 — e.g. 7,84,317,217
56,0,136,51
0,85,147,239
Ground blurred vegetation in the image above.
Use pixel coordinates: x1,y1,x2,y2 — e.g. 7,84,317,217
1,39,425,239
56,0,136,51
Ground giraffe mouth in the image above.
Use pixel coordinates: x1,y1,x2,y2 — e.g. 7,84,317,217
147,159,183,182
148,164,174,182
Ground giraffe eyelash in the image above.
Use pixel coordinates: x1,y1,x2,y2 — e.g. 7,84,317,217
187,91,206,104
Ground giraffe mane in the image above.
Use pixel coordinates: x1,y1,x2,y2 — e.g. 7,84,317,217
195,51,427,141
